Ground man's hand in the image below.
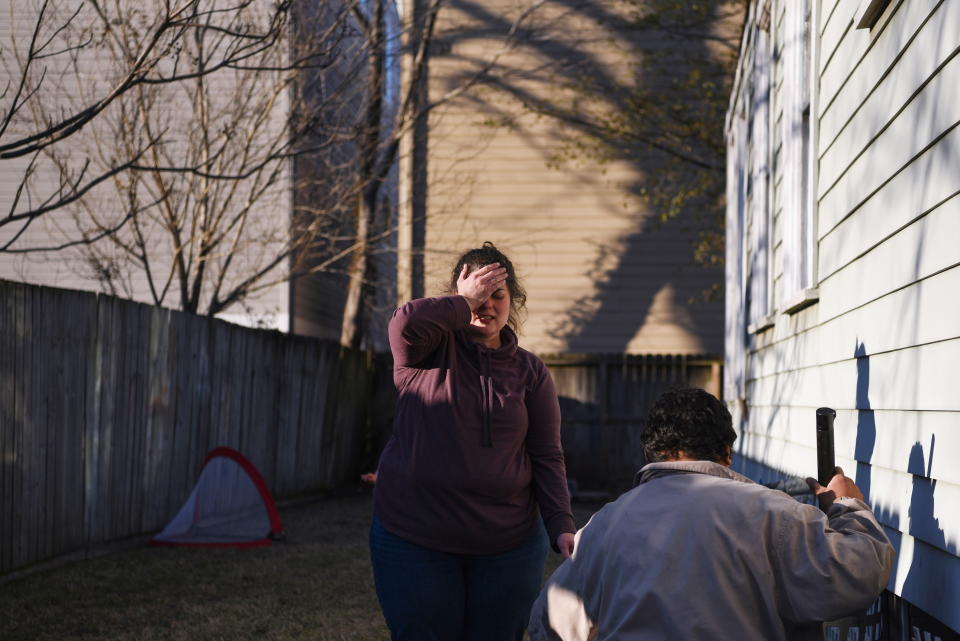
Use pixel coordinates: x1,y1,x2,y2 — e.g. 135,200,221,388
557,532,576,559
457,263,507,311
806,466,865,511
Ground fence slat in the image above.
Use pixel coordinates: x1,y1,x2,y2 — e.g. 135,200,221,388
12,283,25,569
99,296,120,542
0,283,10,571
0,282,23,570
63,290,92,552
299,341,329,491
169,312,196,517
274,340,302,496
142,306,173,532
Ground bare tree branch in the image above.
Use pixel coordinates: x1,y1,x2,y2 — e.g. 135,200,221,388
1,0,566,346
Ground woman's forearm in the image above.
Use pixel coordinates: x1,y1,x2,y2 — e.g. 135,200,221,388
389,296,471,367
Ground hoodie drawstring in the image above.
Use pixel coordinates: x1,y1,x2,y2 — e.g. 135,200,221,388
479,347,493,447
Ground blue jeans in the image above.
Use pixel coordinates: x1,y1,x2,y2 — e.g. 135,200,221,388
369,514,549,641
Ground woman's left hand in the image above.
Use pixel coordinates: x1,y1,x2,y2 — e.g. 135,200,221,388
557,532,575,559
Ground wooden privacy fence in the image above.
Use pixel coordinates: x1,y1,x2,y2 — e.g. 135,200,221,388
543,353,722,495
0,280,377,576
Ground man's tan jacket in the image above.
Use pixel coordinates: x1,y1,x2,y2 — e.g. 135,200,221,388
528,461,894,641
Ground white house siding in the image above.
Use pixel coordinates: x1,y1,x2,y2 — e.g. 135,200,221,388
418,0,725,356
0,1,399,340
727,0,960,632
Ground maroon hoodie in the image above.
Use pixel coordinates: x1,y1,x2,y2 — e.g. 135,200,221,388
374,295,576,554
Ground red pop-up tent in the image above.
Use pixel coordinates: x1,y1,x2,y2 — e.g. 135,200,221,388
150,447,284,548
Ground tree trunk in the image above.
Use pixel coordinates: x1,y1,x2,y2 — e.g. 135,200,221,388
340,0,386,349
340,196,370,348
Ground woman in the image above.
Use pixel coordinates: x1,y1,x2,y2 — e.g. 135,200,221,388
370,242,576,641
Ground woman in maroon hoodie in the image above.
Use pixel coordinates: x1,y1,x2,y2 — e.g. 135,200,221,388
370,242,576,641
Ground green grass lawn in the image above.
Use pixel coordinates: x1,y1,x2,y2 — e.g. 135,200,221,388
0,488,603,641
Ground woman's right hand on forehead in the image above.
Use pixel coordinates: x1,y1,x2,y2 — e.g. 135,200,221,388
457,263,508,311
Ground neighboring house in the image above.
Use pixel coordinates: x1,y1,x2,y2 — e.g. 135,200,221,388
401,0,726,358
726,0,959,635
0,0,399,345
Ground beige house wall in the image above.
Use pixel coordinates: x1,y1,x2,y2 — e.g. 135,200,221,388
418,0,725,356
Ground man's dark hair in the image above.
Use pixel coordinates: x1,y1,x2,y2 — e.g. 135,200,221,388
641,388,736,463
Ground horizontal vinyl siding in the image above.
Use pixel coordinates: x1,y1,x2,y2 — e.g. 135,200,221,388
736,0,960,630
0,2,94,289
818,3,957,177
738,423,960,557
816,0,855,81
0,1,292,324
818,1,937,134
748,267,960,378
817,196,960,318
746,338,960,412
739,405,960,484
818,59,960,234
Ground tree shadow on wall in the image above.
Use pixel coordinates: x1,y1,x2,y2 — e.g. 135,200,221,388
546,216,724,354
854,341,877,505
898,438,954,621
855,339,955,627
428,0,736,353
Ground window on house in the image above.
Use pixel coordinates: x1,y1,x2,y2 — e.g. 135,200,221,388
725,111,749,402
725,0,775,401
746,2,774,333
780,0,818,313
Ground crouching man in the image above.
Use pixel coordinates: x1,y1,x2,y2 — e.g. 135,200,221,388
528,387,893,641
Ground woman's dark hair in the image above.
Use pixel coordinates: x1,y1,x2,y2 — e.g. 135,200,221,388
641,387,735,463
448,241,527,332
